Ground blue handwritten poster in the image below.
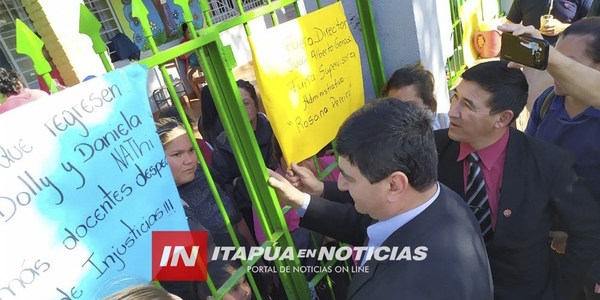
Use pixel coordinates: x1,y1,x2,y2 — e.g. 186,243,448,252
0,64,189,299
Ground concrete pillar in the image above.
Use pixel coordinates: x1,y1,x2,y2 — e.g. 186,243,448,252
368,0,450,112
21,0,107,86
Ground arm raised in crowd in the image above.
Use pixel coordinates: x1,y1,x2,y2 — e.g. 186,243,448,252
498,22,600,109
546,46,600,108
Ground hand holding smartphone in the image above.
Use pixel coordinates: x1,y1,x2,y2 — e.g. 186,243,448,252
500,33,550,70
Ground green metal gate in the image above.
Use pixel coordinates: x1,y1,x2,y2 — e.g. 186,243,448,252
445,0,466,88
20,0,385,298
446,0,505,88
131,0,385,299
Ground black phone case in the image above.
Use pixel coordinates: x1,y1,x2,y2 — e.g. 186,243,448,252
500,33,549,70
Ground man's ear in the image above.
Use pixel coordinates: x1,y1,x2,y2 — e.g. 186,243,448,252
494,110,514,128
388,171,409,201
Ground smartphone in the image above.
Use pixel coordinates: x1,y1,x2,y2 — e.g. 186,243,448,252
500,33,549,70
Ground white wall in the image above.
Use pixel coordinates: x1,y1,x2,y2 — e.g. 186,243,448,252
413,0,451,112
360,0,450,112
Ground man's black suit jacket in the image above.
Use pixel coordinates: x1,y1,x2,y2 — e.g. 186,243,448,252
299,184,493,299
435,128,600,300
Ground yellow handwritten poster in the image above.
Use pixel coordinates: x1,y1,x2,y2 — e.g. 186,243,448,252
250,2,364,165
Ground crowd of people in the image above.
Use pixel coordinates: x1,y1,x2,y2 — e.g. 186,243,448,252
146,17,600,299
2,9,600,300
248,17,600,300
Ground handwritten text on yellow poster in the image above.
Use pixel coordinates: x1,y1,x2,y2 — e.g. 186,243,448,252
250,2,364,165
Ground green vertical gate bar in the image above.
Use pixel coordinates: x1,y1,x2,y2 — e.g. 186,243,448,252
309,232,336,300
235,0,252,35
293,1,302,17
355,0,386,95
264,0,279,26
198,37,312,299
169,2,265,298
79,3,113,72
192,0,320,267
446,0,466,88
480,0,485,20
218,0,283,250
137,32,232,298
14,19,57,94
168,0,308,282
136,0,386,298
188,11,277,263
198,0,213,27
170,1,311,297
132,0,262,296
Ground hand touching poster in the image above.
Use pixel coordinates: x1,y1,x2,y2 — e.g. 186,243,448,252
250,2,364,165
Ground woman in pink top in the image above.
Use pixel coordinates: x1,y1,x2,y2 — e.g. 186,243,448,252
0,68,48,114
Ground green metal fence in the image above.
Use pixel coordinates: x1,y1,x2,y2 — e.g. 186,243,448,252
133,0,385,298
20,0,385,298
446,0,505,88
445,0,466,88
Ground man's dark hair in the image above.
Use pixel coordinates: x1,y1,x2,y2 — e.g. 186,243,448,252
0,67,22,96
335,99,437,192
461,60,528,122
561,17,600,64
